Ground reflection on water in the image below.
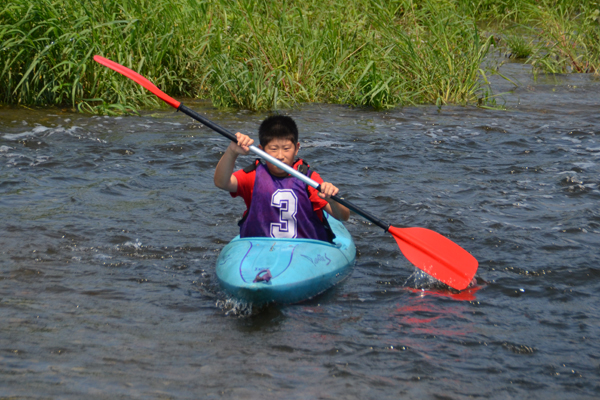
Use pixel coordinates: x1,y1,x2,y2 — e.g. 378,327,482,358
1,65,600,398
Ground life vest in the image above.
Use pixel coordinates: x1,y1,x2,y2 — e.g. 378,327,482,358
238,159,332,242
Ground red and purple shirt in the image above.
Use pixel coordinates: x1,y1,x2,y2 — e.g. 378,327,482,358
231,159,330,241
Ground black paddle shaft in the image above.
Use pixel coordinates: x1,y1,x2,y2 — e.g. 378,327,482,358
330,195,389,231
178,104,238,142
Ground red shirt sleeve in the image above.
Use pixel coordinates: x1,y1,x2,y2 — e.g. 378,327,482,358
231,169,255,211
307,170,329,212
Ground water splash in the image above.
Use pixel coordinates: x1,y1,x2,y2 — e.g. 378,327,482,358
215,297,255,317
404,268,481,290
403,268,483,301
403,268,444,289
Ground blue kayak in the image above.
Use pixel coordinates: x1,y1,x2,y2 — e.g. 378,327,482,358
216,214,356,305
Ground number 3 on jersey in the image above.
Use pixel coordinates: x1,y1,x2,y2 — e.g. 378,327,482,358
270,189,298,238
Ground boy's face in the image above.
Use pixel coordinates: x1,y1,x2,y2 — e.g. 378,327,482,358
260,138,300,177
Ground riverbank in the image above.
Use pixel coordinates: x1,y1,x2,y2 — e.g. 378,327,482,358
1,0,598,112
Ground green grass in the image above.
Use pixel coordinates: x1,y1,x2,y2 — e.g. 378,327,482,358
1,0,599,112
503,35,535,59
464,0,600,73
527,3,600,73
1,0,203,112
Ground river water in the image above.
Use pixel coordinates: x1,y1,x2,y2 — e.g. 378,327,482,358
1,63,599,399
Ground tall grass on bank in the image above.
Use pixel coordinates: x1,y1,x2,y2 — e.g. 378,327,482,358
0,0,496,111
0,0,204,113
527,3,600,74
1,0,599,112
462,0,600,74
205,0,495,109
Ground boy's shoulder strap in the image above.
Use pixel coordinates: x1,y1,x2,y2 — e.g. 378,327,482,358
295,159,311,177
242,159,262,173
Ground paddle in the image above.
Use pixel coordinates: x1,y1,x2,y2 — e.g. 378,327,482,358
93,55,478,290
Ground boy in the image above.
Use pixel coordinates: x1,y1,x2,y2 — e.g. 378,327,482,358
214,115,349,241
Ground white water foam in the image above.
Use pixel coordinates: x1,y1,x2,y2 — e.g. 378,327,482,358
118,239,143,251
3,125,51,141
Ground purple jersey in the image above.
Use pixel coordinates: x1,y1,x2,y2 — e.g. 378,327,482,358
239,163,329,241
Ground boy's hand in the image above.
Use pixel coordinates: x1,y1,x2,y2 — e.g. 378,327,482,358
228,132,254,155
319,182,350,221
318,182,339,200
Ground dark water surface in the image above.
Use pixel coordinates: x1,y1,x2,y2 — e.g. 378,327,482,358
2,65,600,399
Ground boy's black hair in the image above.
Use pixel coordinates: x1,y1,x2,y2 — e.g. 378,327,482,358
258,115,298,147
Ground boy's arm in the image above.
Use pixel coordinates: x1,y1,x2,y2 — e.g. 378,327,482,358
319,182,350,221
214,133,254,192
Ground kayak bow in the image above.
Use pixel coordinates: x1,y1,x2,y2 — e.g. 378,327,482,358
216,214,355,305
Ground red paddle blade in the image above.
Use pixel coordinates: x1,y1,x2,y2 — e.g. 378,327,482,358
388,226,478,291
93,56,181,109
